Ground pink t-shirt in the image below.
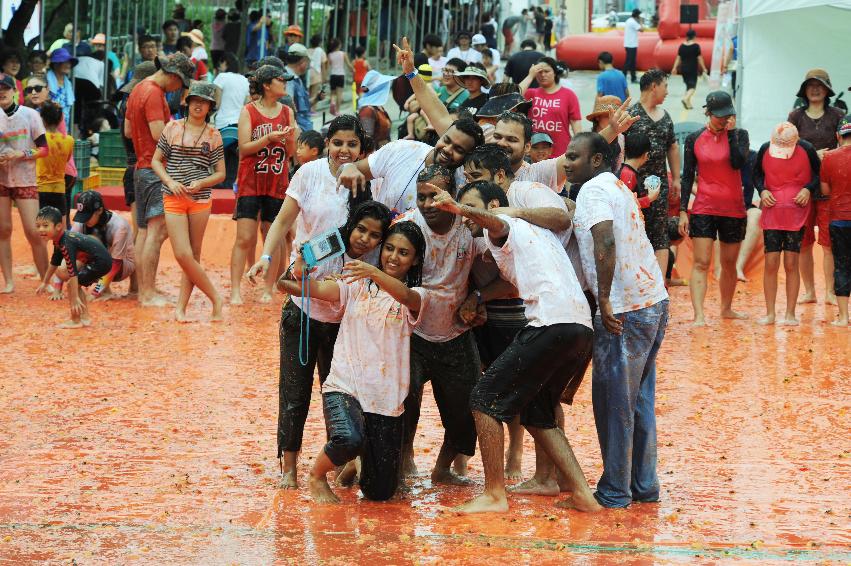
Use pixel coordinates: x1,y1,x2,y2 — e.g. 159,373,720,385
322,279,429,417
690,129,745,218
524,86,581,158
0,105,46,187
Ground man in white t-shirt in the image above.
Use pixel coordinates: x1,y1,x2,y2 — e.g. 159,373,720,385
568,132,669,509
429,180,600,514
446,31,483,64
395,165,481,484
622,9,643,83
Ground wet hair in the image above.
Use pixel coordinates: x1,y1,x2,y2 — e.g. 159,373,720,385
465,144,513,178
176,36,194,53
417,163,456,195
354,46,366,58
639,68,668,92
520,39,537,50
220,52,240,73
40,102,63,128
328,38,341,52
686,29,696,40
448,117,485,148
458,180,509,207
309,34,322,48
36,206,62,224
423,34,442,48
497,111,533,143
445,58,467,72
138,34,156,49
162,19,179,31
624,131,651,160
488,82,520,97
340,200,392,257
537,56,563,78
573,132,613,168
381,221,426,288
326,114,366,148
598,51,613,64
298,130,325,152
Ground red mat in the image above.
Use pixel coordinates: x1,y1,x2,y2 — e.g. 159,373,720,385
97,185,237,215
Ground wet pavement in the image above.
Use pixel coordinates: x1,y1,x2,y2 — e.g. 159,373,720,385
1,216,849,564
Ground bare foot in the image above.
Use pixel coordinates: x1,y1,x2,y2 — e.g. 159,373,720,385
58,320,85,329
453,454,469,477
280,470,298,489
401,454,418,477
259,291,273,304
797,293,817,304
432,468,473,486
736,271,748,282
308,476,340,503
211,295,224,322
830,319,849,327
230,292,244,306
81,315,92,327
779,317,799,326
336,461,357,487
554,492,603,513
692,315,706,327
509,477,559,496
505,451,522,481
1,281,13,294
826,294,838,306
140,294,170,308
92,290,117,302
453,492,509,514
757,315,775,325
175,309,192,323
721,309,748,320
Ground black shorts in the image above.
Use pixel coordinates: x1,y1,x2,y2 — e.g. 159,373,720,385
123,165,136,206
329,74,345,89
682,72,698,90
763,228,804,253
689,213,746,243
643,197,671,251
473,299,526,368
470,323,593,429
77,260,112,287
38,192,68,217
234,195,284,223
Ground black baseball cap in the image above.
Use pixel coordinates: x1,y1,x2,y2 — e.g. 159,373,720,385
632,8,642,17
74,190,104,223
703,90,736,118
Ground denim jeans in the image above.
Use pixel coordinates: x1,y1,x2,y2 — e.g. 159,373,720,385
592,299,669,508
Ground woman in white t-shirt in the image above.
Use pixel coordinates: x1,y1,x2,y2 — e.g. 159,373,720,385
278,220,428,503
213,52,250,130
306,34,328,103
246,115,393,489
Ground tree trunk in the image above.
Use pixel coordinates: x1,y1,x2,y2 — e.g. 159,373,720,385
5,0,40,50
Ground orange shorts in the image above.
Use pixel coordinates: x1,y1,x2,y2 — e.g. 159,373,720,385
163,194,211,216
802,199,831,248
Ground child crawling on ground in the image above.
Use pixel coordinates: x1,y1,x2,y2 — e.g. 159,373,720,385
35,206,112,328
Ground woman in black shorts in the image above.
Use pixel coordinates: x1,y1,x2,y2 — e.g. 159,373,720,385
671,30,706,110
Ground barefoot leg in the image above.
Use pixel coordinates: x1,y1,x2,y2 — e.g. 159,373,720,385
505,418,524,480
432,436,472,486
760,251,780,324
781,250,800,324
689,238,713,325
719,241,748,319
308,450,340,503
526,426,601,512
280,451,299,489
454,411,509,513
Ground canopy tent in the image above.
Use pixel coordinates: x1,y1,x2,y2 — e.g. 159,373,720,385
738,0,851,147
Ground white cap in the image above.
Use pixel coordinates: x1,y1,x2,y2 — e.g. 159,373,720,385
471,33,487,46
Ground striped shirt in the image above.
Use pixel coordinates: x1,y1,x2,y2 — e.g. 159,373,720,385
156,119,224,202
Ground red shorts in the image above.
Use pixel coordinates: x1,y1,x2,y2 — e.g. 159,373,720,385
802,199,831,248
503,28,514,45
0,185,38,200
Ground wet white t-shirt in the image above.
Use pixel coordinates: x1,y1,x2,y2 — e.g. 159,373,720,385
286,158,351,323
367,140,433,214
396,207,477,342
573,172,668,314
323,279,428,417
485,215,591,329
514,158,561,192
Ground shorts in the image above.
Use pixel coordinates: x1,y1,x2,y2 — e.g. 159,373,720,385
470,323,593,429
763,228,805,253
0,185,38,200
38,192,68,216
77,259,112,287
688,213,746,243
502,28,514,45
234,195,283,223
473,299,526,368
643,197,671,251
163,194,212,215
329,74,345,89
667,216,683,245
133,168,164,228
682,72,698,90
123,165,136,206
802,200,831,248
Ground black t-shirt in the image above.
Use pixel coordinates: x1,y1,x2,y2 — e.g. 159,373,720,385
223,22,241,54
677,43,701,75
414,52,429,68
460,93,489,115
505,50,544,85
51,231,112,277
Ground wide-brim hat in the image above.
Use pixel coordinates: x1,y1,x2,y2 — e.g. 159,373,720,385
454,67,491,89
182,29,205,47
155,53,195,88
358,70,394,108
284,24,304,38
796,68,835,99
49,48,78,67
585,95,622,121
477,92,532,118
119,61,157,93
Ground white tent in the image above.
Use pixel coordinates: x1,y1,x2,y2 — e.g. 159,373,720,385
738,0,851,147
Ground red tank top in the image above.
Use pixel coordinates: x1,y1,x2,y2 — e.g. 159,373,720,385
237,103,290,199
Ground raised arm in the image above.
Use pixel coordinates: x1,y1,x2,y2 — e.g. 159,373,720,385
597,97,640,145
393,37,453,135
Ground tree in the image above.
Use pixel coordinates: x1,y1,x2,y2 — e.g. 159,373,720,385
4,0,40,50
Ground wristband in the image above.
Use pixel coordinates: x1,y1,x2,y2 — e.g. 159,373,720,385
261,254,273,263
404,69,418,80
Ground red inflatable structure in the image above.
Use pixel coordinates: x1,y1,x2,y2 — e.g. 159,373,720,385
557,0,718,73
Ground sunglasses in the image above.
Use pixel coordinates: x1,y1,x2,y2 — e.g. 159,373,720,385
25,85,45,94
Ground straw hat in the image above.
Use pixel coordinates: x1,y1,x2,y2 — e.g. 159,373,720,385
585,95,622,122
182,29,205,47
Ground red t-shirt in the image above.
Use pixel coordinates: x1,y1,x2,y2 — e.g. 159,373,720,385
524,86,581,159
759,145,812,231
617,163,651,208
236,103,290,199
690,129,745,218
192,58,208,80
125,80,170,169
821,145,851,222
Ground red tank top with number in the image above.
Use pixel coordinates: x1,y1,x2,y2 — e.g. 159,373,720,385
236,102,290,199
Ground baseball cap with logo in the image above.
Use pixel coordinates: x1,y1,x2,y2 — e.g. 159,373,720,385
74,190,105,223
768,122,799,160
155,52,195,88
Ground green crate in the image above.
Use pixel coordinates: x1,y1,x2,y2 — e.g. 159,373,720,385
98,130,128,168
73,140,91,179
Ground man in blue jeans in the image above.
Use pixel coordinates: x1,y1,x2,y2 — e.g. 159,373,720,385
568,132,670,508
